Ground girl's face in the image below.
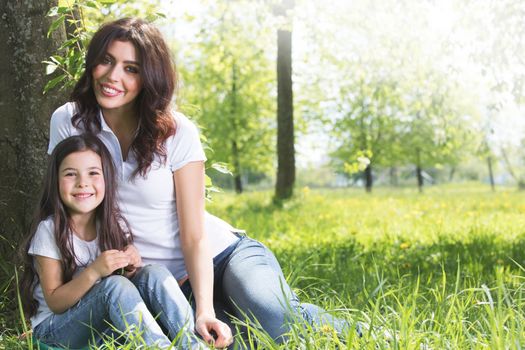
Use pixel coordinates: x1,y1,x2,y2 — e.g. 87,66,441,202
92,40,143,115
58,150,105,220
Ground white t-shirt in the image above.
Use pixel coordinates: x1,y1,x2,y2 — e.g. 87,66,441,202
48,102,239,280
28,217,100,328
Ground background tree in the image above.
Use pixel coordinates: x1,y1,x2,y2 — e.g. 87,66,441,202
330,74,404,192
178,1,275,193
273,0,295,202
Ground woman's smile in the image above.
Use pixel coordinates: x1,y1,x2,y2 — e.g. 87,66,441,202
92,40,142,114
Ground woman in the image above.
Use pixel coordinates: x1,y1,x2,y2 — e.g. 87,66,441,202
48,17,353,348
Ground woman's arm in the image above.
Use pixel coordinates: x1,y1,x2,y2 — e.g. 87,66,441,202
174,161,232,347
123,244,142,278
36,250,129,314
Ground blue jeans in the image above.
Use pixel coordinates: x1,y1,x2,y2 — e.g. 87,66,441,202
181,236,353,343
33,264,201,349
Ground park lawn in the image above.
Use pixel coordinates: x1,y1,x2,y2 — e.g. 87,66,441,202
2,183,525,349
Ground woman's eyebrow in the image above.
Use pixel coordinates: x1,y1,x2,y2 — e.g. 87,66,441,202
104,52,140,66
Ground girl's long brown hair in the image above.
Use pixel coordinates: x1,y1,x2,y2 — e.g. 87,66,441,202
71,18,177,178
19,134,132,318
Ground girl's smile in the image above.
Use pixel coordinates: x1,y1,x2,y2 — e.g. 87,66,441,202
59,150,105,220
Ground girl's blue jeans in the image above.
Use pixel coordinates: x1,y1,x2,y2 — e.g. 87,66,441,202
33,264,200,349
181,236,353,343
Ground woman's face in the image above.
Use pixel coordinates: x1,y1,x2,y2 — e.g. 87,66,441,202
92,40,143,115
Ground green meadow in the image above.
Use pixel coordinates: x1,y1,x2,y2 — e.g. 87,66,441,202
2,184,525,349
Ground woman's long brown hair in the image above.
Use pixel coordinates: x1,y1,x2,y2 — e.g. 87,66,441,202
19,134,132,318
70,18,177,178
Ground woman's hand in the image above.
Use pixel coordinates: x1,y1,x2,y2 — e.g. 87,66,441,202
89,249,129,279
195,314,233,348
122,244,142,277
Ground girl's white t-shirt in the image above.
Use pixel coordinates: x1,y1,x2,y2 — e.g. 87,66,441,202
47,103,239,281
28,217,100,328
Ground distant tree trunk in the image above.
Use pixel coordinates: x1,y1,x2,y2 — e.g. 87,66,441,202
389,167,398,186
449,167,456,182
416,148,423,193
274,0,295,203
487,156,495,192
500,146,524,190
230,62,243,193
231,140,243,193
364,164,373,192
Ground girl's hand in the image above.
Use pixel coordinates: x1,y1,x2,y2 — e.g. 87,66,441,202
89,250,130,279
195,314,233,348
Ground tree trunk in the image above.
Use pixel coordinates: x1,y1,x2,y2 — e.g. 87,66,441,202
231,140,243,193
0,0,65,323
487,156,495,192
230,62,242,194
416,149,423,193
389,167,398,186
274,26,295,202
364,164,373,192
500,147,522,190
416,165,424,193
449,167,456,182
1,0,65,231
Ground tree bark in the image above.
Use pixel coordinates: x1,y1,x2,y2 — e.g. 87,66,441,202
232,140,243,193
389,167,398,186
487,156,495,192
274,0,295,203
274,28,295,202
0,1,65,250
229,62,243,193
364,164,373,192
449,167,456,182
416,148,423,193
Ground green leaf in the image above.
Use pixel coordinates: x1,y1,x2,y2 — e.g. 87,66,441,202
57,6,70,14
98,0,117,3
84,0,101,9
58,38,78,51
47,14,65,38
45,63,58,75
211,162,233,175
50,55,65,65
47,6,59,17
43,74,66,94
205,174,213,187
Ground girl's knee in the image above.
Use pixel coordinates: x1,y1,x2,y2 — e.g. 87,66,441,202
101,275,138,298
135,264,172,285
142,264,171,278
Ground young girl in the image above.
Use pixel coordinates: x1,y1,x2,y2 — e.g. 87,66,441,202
48,18,356,348
20,134,202,349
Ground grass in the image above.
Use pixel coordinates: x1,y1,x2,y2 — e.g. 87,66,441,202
1,183,524,349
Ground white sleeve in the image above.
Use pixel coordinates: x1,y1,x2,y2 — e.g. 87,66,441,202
168,113,207,171
28,220,61,260
48,103,76,155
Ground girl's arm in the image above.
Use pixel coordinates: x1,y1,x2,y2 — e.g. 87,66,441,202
36,250,129,314
174,161,232,347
